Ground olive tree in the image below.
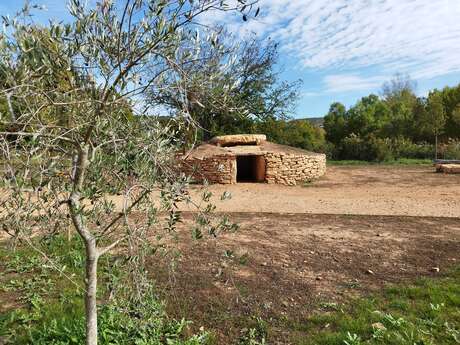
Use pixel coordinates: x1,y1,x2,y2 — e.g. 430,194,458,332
0,1,255,344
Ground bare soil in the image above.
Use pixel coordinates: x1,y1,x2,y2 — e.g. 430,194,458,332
154,212,460,343
184,165,460,217
151,165,460,342
2,165,460,344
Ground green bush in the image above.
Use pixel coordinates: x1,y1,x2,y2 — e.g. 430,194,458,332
440,139,460,159
331,135,457,162
390,138,434,159
368,137,393,162
337,135,393,162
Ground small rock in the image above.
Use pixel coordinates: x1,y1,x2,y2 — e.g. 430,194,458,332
366,269,375,275
316,276,323,281
372,322,386,331
431,267,440,273
261,262,268,266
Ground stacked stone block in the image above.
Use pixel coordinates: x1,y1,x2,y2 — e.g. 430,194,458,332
265,152,326,185
179,154,236,184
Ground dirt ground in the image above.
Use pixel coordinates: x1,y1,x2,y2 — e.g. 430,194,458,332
2,165,460,343
155,212,460,343
152,165,460,342
183,165,460,217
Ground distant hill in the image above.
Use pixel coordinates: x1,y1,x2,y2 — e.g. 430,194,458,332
291,117,324,127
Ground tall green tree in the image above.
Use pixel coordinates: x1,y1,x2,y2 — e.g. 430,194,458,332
381,74,418,138
323,102,347,145
148,32,301,141
346,94,390,138
425,91,447,159
438,84,460,139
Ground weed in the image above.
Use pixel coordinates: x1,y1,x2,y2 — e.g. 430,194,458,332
319,302,342,312
238,253,250,265
342,279,361,289
343,332,362,345
238,317,267,345
290,266,460,345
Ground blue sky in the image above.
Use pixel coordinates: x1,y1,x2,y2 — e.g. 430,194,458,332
2,0,460,118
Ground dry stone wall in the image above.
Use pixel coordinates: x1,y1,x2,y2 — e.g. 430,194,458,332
179,155,236,184
265,152,326,185
179,151,326,185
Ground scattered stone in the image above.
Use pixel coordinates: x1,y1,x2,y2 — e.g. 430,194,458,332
372,322,387,331
431,267,440,273
366,269,375,275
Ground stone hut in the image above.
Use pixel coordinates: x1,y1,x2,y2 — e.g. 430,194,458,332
179,134,326,185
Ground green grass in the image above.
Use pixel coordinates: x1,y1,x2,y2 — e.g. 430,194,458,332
0,235,211,345
327,158,433,166
288,267,460,345
2,236,459,345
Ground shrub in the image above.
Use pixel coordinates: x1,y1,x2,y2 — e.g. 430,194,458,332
390,138,434,159
337,134,393,162
439,139,460,159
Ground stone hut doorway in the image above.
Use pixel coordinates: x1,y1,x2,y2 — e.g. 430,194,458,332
236,155,266,182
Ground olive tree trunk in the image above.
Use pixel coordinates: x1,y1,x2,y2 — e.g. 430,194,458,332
84,241,99,345
69,145,99,345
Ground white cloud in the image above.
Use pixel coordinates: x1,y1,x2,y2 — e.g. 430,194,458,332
218,0,460,81
323,74,386,93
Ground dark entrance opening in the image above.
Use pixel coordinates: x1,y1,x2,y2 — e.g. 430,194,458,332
236,155,265,182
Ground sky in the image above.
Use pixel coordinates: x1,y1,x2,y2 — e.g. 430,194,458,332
2,0,460,118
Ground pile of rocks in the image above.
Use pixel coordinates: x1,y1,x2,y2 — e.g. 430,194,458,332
265,152,326,185
435,163,460,174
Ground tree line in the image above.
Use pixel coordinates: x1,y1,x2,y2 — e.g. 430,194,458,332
323,75,460,161
143,32,460,161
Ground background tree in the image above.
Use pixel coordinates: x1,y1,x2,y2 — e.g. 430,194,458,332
425,91,447,159
321,74,460,162
438,84,460,139
0,1,255,344
148,32,301,142
255,117,325,151
381,74,418,138
323,102,347,145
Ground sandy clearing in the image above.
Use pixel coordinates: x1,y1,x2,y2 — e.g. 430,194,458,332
183,165,460,217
